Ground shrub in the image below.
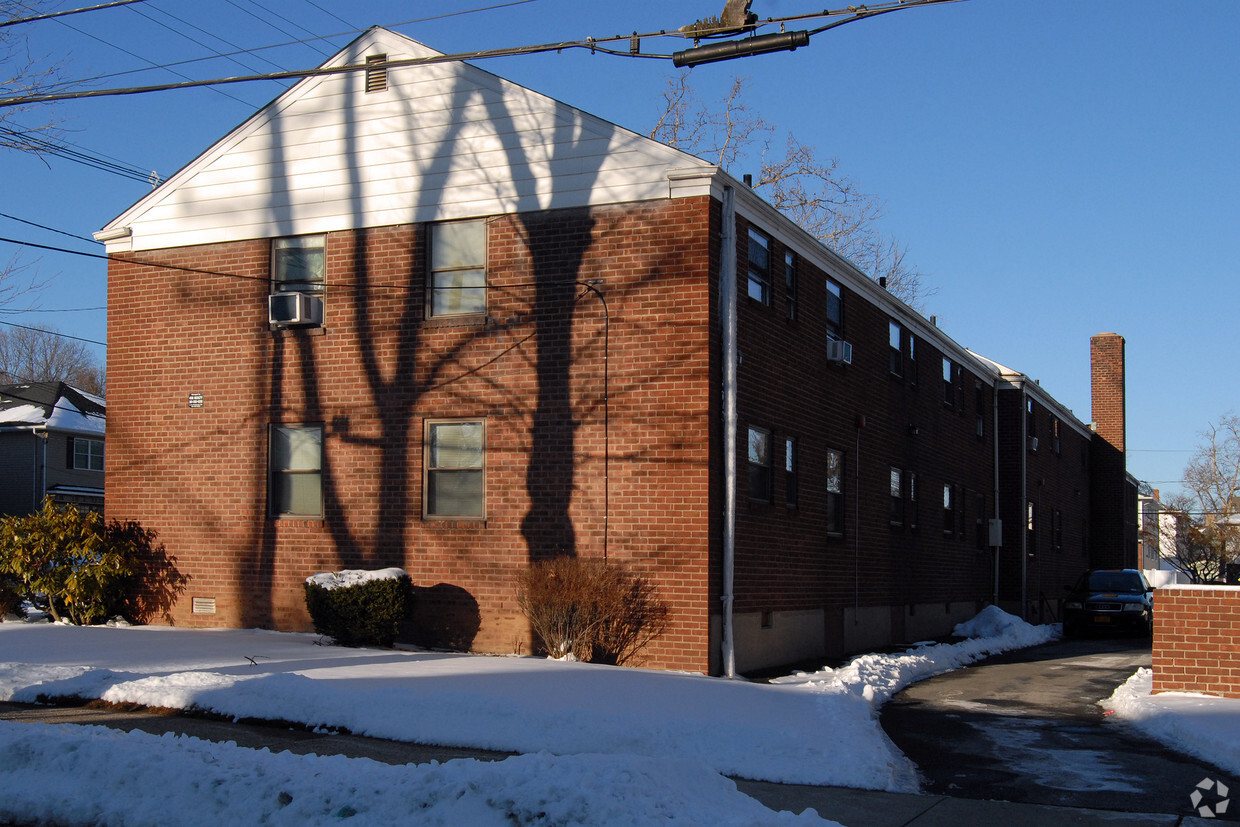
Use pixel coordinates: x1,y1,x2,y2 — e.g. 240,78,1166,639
0,573,22,618
0,500,181,625
515,557,669,666
304,569,413,647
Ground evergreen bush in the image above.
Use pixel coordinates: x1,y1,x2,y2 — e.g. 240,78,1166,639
304,570,413,647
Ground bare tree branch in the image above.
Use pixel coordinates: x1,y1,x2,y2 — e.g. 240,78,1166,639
0,323,105,393
651,71,936,310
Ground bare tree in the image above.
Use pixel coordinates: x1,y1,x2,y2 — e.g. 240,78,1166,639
0,324,104,394
650,71,935,310
1,0,67,153
1160,414,1240,582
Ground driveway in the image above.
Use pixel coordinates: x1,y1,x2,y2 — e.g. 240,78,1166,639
880,636,1237,820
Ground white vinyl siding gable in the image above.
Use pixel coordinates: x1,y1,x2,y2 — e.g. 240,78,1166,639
98,29,711,254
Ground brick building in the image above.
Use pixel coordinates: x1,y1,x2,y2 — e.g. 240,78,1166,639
97,28,1136,674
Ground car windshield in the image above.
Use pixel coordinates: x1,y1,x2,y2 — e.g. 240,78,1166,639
1085,571,1144,593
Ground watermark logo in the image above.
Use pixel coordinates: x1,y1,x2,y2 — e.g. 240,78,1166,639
1190,777,1230,818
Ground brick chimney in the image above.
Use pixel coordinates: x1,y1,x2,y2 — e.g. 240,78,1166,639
1089,331,1135,568
1090,332,1126,452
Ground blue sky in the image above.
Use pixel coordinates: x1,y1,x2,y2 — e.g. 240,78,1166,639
3,0,1236,499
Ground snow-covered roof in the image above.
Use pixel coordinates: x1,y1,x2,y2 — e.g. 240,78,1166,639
0,382,106,435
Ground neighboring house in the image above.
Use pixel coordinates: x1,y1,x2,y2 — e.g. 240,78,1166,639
0,381,106,516
95,28,1136,674
1137,488,1191,587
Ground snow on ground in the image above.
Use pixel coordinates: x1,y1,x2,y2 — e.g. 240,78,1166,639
0,608,1055,825
1102,668,1240,776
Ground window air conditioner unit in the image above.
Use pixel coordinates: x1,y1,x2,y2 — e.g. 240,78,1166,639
268,292,323,327
826,339,853,365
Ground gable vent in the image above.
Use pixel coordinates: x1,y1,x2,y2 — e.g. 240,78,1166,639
365,54,388,93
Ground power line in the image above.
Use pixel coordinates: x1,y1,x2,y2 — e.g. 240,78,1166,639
0,318,106,347
0,211,99,245
66,0,542,88
0,1,963,108
0,0,145,28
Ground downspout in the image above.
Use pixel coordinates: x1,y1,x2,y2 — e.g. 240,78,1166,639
992,384,1000,607
720,185,738,679
1020,384,1029,620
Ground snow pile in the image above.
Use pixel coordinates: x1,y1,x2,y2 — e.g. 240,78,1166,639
1101,668,1240,775
0,723,834,826
774,606,1057,704
305,568,408,589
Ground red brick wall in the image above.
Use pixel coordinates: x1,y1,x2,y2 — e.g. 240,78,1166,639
730,210,997,649
1153,586,1240,698
106,198,716,672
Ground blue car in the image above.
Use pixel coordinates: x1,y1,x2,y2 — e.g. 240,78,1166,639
1062,569,1154,637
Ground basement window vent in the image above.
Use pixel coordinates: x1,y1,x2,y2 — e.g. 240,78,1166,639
191,597,217,615
365,54,388,92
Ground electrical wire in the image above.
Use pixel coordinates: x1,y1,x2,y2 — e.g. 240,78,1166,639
0,211,100,245
0,0,145,28
0,0,967,108
0,127,154,183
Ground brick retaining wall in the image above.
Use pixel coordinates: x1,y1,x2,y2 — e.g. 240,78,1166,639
1152,585,1240,698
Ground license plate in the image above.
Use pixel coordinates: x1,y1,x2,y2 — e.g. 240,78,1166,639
1093,616,1112,623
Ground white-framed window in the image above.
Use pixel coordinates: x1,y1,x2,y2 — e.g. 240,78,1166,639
784,251,797,320
269,424,323,518
429,220,487,318
785,437,797,508
747,426,772,502
890,467,904,525
747,227,771,305
825,278,842,339
889,321,903,376
71,437,104,472
424,419,486,518
826,448,844,535
272,235,325,295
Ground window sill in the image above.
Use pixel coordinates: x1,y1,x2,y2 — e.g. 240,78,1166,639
424,314,489,330
270,325,326,338
271,518,324,527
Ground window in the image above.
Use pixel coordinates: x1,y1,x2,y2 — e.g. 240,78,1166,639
826,449,844,535
424,420,485,518
907,333,918,386
747,426,772,502
942,358,954,406
71,437,104,472
943,484,955,535
1052,418,1062,455
747,227,771,304
273,235,325,295
890,468,904,525
825,279,842,339
430,220,487,317
975,492,987,550
269,425,323,518
975,381,986,438
1026,397,1037,440
785,437,797,508
365,54,388,92
1026,500,1037,555
908,471,919,530
889,321,903,376
784,251,797,320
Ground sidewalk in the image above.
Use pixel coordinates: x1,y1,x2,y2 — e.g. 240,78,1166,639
0,701,1202,826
